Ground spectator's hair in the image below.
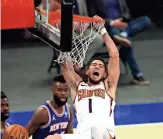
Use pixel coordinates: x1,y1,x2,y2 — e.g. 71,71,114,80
87,57,108,72
1,91,8,99
53,75,66,83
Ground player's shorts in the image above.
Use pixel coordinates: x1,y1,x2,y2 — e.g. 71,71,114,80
91,126,115,139
60,126,115,139
75,114,115,137
59,129,91,139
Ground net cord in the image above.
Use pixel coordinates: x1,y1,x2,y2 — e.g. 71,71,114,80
35,8,104,67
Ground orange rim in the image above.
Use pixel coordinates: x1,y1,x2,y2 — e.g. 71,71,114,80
36,8,104,26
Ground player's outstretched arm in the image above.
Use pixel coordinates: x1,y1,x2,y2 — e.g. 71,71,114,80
26,107,49,137
101,28,120,99
90,16,119,100
93,16,119,99
61,63,82,101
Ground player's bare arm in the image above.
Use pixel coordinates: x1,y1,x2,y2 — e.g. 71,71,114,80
26,107,49,136
64,106,73,134
92,16,120,99
61,63,82,101
102,29,120,99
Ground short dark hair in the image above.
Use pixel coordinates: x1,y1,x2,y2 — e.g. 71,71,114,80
1,91,8,99
53,75,66,83
87,57,107,72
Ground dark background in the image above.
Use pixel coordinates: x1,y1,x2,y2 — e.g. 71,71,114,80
126,0,163,27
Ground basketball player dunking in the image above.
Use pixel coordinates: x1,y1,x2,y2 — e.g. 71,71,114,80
46,16,120,139
1,92,10,137
26,75,73,139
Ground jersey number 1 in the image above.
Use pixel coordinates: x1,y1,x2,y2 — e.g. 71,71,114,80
88,99,92,113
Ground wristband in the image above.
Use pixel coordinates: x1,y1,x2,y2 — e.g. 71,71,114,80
100,28,107,36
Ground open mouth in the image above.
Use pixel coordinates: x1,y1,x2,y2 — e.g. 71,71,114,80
93,72,99,76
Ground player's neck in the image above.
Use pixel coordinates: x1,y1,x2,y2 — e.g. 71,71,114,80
50,100,63,110
88,79,101,86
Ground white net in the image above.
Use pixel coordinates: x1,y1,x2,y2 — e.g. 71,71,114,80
35,9,105,67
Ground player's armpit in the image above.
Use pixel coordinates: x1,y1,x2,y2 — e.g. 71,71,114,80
64,106,73,134
105,54,120,100
105,80,118,99
26,107,49,137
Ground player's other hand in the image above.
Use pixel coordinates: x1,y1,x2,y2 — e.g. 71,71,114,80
93,15,104,21
93,15,105,28
112,18,128,28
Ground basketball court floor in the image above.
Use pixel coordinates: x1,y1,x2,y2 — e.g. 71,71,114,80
27,123,163,139
2,28,163,139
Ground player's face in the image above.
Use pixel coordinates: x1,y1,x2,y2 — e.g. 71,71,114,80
52,82,69,106
1,98,10,121
87,60,106,84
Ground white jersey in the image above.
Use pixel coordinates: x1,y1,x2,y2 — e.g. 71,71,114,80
74,81,115,136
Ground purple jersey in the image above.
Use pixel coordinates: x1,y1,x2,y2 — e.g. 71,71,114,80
33,101,70,139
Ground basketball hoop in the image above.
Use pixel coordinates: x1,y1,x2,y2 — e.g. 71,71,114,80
35,8,105,67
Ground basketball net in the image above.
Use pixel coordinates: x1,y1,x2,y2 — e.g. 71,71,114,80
35,8,105,67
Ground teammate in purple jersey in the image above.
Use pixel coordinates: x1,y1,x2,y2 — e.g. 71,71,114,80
26,75,73,139
1,92,10,137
